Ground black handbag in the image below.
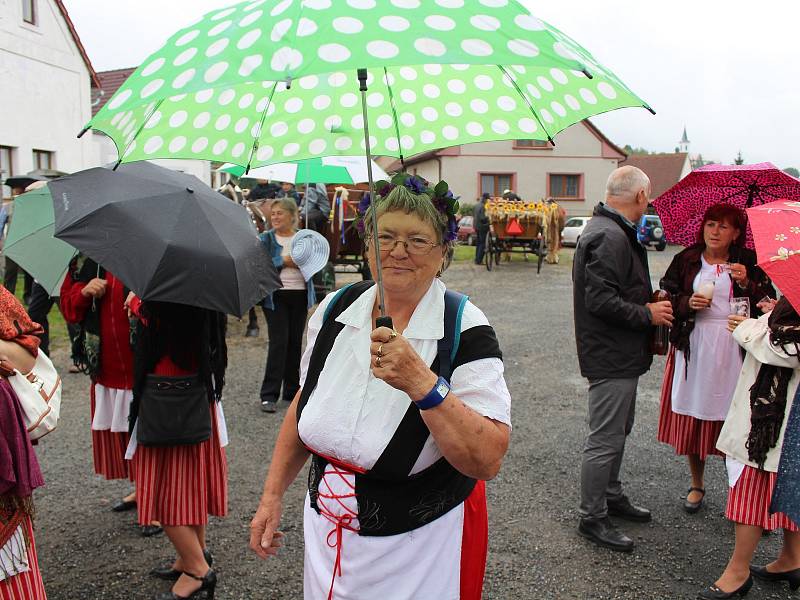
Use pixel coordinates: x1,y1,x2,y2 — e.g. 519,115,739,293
136,374,211,447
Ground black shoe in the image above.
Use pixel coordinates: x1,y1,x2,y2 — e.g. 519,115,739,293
606,495,652,523
245,326,259,338
141,524,164,537
111,498,136,512
150,549,214,581
153,569,217,600
261,401,276,413
750,564,800,591
697,576,753,599
578,517,634,553
684,487,706,514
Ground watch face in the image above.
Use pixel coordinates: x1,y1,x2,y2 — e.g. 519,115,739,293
436,382,449,398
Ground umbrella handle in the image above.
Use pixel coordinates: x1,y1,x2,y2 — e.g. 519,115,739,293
376,315,393,330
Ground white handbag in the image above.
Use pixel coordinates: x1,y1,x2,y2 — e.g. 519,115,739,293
5,350,62,440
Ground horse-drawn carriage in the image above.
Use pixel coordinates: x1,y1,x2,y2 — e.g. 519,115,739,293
482,198,563,273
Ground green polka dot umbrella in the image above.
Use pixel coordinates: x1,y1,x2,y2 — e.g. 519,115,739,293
83,0,653,169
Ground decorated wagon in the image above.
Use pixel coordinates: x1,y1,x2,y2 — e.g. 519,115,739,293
482,199,563,272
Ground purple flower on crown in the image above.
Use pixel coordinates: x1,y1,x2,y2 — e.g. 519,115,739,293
378,183,396,197
406,176,427,195
358,192,372,216
445,217,458,242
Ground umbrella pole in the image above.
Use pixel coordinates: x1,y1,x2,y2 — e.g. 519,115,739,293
358,68,390,325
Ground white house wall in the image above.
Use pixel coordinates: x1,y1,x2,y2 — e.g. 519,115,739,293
0,0,97,178
411,124,621,216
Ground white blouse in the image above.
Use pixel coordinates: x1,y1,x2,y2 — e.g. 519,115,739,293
298,279,511,474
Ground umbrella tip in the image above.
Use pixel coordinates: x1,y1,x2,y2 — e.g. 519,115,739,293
645,105,656,115
186,187,194,194
77,126,89,139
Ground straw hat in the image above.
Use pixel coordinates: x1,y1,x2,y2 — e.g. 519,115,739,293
291,229,330,281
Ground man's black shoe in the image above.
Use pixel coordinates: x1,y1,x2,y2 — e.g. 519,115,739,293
607,495,652,523
578,517,634,553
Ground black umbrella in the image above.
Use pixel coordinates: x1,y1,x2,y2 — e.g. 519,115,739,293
5,168,69,190
49,161,280,317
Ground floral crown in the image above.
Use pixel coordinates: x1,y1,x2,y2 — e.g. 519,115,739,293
356,173,460,242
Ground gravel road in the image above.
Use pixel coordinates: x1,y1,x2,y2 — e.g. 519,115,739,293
32,247,797,599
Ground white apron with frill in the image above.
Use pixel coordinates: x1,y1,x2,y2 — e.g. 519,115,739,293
671,257,743,421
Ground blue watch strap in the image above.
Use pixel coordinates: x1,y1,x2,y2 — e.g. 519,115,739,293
415,376,451,410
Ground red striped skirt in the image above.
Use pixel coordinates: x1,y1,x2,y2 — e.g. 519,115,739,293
90,385,131,481
132,404,227,526
726,465,799,531
656,347,724,460
0,516,47,600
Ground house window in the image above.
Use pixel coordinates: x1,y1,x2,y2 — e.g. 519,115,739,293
22,0,36,25
549,174,582,199
515,139,550,149
0,146,13,200
32,149,53,170
480,173,513,198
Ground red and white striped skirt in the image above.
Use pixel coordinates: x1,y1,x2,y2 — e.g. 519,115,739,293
0,516,47,600
90,386,131,481
657,347,724,460
132,404,227,526
726,465,798,531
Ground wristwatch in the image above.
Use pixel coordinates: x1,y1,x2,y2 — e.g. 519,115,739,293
415,376,451,410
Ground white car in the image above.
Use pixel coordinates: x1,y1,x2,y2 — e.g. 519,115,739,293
561,216,591,247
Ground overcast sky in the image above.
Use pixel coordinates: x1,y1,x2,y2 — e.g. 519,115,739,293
64,0,800,169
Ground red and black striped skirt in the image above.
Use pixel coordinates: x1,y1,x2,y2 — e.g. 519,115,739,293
726,465,798,531
132,405,227,526
90,386,131,481
0,516,47,600
657,347,724,460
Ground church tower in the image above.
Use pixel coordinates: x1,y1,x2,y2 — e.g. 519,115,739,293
678,126,690,153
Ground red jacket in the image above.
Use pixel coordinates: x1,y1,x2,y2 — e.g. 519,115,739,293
60,271,134,390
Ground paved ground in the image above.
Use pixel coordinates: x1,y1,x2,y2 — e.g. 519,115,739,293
32,246,798,599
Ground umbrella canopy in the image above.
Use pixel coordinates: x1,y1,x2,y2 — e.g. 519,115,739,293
220,156,389,184
653,163,800,248
747,199,800,313
4,169,69,190
48,161,280,317
3,186,77,296
82,0,651,168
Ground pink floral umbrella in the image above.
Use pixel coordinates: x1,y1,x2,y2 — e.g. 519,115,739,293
653,163,800,248
747,199,800,312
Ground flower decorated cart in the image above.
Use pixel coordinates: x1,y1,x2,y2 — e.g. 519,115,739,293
483,199,561,272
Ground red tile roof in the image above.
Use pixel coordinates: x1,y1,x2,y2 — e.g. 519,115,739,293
91,67,136,116
620,153,689,200
54,0,100,88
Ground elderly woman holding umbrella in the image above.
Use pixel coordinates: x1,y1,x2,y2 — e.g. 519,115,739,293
657,203,774,513
249,174,511,599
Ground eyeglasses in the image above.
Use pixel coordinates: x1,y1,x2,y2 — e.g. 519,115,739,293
374,233,440,255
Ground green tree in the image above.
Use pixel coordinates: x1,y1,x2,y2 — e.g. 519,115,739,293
784,167,800,178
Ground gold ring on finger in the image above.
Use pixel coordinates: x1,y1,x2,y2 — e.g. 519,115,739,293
390,330,398,339
376,355,382,367
378,344,384,358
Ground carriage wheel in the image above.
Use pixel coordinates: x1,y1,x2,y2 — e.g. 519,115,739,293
484,231,493,271
314,262,336,300
494,240,502,266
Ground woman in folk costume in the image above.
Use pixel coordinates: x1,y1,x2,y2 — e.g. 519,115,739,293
249,176,512,600
697,298,800,599
658,203,774,513
60,257,161,533
127,299,227,600
0,286,46,599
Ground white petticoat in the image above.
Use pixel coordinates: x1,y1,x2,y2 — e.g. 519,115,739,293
91,384,132,432
0,524,30,582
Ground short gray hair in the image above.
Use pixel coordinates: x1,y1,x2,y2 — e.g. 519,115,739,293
363,185,454,273
605,166,650,201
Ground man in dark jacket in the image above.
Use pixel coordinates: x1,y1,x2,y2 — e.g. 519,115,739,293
572,166,673,552
473,192,490,265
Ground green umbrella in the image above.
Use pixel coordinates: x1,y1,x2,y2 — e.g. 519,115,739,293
219,155,389,184
81,0,652,169
4,187,77,296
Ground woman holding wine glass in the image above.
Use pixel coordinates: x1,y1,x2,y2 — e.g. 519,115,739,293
657,203,774,513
